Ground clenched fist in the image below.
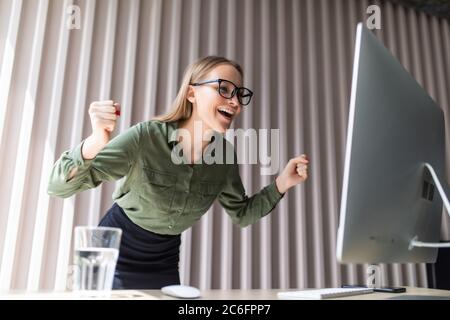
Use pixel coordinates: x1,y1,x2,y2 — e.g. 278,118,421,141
88,100,120,142
82,100,121,160
275,154,309,194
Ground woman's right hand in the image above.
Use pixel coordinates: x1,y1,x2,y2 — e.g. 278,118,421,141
89,100,120,135
82,100,120,160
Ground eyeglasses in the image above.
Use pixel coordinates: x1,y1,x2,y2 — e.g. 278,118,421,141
191,78,253,106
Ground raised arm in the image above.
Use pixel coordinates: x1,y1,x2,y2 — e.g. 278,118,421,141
47,100,140,198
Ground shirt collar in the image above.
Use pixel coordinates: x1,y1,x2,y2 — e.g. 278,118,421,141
165,120,228,164
166,121,180,147
166,120,221,147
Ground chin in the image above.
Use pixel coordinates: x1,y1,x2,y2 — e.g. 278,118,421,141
205,119,229,134
214,116,234,134
201,114,233,134
214,122,231,134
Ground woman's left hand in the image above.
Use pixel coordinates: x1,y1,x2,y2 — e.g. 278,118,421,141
275,154,309,194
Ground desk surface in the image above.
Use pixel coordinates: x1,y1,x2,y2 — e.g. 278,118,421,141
1,286,450,300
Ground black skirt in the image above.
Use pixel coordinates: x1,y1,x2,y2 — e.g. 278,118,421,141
98,203,181,289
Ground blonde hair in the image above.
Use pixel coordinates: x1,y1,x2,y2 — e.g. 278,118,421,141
154,56,243,122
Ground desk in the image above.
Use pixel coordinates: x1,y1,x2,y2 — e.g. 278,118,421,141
148,287,450,300
1,287,449,300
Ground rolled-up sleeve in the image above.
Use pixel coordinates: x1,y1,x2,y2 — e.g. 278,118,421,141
47,124,141,198
218,161,284,228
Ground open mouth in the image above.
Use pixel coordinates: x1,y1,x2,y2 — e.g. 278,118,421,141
217,107,234,121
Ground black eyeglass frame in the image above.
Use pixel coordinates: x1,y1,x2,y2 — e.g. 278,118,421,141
190,78,253,106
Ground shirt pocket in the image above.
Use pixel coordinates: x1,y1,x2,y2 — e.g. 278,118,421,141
141,167,177,212
191,181,223,212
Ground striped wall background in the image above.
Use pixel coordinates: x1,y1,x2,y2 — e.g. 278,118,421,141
0,0,449,291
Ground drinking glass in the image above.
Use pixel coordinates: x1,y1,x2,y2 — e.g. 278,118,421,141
73,226,122,297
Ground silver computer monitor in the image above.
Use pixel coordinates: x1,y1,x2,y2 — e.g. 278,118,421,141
336,23,450,264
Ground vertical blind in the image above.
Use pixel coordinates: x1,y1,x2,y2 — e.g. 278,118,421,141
0,0,449,291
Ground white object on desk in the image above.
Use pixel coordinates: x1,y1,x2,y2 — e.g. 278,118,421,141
161,285,201,299
277,287,374,299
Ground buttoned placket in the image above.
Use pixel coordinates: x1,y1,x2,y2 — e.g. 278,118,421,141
165,122,218,231
167,126,194,230
168,164,195,230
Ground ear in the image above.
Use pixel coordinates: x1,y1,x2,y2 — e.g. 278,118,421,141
187,85,196,104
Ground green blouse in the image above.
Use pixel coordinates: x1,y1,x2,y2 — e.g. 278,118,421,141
47,120,284,235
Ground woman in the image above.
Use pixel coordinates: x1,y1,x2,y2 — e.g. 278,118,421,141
48,56,309,289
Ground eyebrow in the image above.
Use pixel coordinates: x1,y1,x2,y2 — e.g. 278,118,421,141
221,79,243,87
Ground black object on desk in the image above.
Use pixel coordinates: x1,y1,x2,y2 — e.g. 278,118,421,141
342,285,406,293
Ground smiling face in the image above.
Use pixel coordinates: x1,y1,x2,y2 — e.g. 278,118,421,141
187,64,243,134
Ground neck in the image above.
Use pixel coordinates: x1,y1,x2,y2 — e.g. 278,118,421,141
178,116,213,163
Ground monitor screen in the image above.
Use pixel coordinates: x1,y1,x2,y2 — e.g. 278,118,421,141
336,23,449,264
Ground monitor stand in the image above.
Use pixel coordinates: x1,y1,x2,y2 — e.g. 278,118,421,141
409,163,450,249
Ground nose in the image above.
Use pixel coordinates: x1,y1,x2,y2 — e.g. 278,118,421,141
228,93,240,108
